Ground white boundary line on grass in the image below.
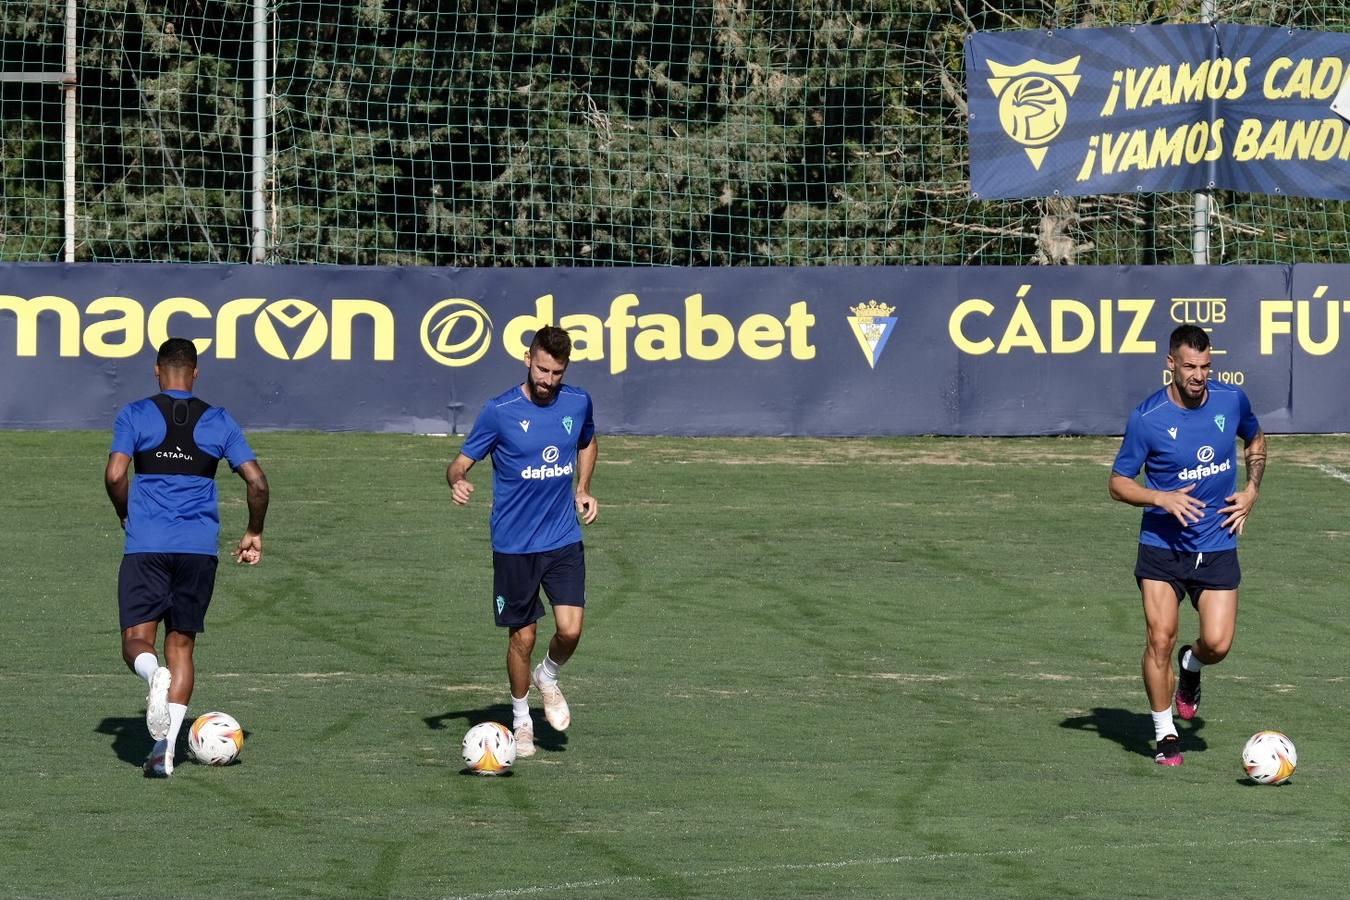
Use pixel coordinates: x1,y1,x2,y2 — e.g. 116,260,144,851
1316,464,1350,485
443,836,1336,899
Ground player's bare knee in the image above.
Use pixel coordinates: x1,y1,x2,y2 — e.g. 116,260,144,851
1145,626,1177,657
1196,637,1232,663
554,628,581,653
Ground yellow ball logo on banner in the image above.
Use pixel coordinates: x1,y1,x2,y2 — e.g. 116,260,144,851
421,298,494,367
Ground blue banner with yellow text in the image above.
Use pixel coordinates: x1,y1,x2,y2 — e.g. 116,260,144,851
2,263,1348,435
967,25,1350,198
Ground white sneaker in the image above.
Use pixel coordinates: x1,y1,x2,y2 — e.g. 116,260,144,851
532,664,571,731
145,667,172,741
514,719,536,757
143,739,172,777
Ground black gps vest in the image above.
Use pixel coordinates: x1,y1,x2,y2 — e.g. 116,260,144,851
131,393,221,478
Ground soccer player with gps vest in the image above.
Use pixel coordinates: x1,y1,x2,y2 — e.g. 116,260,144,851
105,338,269,777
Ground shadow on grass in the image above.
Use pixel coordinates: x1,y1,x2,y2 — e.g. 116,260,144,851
424,703,568,754
1059,707,1209,758
94,716,159,767
91,717,205,766
94,716,242,769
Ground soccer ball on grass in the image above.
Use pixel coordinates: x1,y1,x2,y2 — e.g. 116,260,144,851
189,711,245,766
1241,730,1296,784
461,722,516,775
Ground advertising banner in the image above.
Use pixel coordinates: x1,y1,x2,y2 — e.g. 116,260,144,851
1,263,1346,435
966,25,1350,199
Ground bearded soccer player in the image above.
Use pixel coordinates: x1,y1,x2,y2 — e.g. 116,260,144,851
1109,323,1266,766
105,338,269,777
446,325,598,758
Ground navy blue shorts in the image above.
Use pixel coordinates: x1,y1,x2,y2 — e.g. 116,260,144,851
118,553,218,633
491,541,586,628
1134,544,1240,608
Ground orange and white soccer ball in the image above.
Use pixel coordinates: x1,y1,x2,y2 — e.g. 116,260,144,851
461,722,516,775
1241,730,1297,784
189,711,245,766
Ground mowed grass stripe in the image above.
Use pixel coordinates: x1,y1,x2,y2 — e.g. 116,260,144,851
0,433,1345,898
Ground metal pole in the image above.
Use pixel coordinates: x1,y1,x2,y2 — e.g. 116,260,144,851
1192,188,1210,266
251,0,268,263
1193,0,1215,265
63,0,77,262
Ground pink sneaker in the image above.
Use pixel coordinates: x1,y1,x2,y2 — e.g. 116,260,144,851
1154,735,1183,766
1175,645,1201,721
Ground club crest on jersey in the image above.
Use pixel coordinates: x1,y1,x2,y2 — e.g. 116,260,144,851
1214,414,1226,432
519,419,530,432
562,416,574,435
1167,427,1177,440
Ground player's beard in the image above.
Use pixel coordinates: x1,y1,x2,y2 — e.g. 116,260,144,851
1173,372,1207,406
526,374,559,405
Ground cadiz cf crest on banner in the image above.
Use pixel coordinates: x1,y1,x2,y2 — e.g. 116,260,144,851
966,25,1350,200
847,301,897,369
985,56,1081,170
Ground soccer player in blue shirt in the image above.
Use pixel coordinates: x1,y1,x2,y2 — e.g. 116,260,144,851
1109,323,1266,767
447,325,598,758
105,338,270,777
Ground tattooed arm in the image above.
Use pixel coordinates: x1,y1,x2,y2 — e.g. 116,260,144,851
1219,430,1266,535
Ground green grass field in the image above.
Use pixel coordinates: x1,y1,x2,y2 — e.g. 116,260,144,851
1,432,1347,898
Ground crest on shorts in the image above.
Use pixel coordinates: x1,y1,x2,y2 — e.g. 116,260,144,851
495,595,505,614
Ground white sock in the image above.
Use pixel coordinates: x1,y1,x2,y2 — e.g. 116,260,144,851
1151,708,1176,742
166,703,188,756
511,694,530,727
133,652,159,683
539,654,561,683
1181,648,1202,672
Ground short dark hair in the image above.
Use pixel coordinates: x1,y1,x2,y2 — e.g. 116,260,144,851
156,337,198,369
529,325,572,363
1169,323,1210,356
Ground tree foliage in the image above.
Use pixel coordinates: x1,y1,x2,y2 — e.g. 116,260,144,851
1,0,1346,265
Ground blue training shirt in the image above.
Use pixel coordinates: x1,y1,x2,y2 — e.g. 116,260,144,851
110,389,256,556
1112,381,1260,552
459,383,595,555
